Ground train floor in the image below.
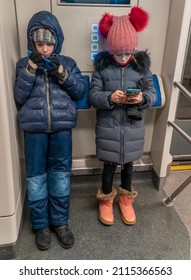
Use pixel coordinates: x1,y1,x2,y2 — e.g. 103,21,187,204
14,170,191,260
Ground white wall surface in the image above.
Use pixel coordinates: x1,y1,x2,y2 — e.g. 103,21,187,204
0,0,24,245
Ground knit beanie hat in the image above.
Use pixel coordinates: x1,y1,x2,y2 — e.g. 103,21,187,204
99,6,149,54
32,28,56,44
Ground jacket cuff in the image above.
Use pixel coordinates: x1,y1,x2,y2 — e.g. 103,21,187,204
58,69,69,84
138,95,146,106
26,64,36,75
108,93,115,106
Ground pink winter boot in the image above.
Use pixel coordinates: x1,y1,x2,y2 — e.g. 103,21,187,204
119,187,138,225
96,187,117,225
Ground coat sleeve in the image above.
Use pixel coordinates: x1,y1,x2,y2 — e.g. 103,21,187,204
138,69,157,110
89,70,115,110
14,58,36,106
59,56,87,101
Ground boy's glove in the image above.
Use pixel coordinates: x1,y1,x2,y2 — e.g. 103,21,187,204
27,51,44,74
48,57,65,80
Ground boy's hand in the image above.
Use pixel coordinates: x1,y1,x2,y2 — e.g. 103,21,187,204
26,51,44,74
48,57,65,80
28,51,44,70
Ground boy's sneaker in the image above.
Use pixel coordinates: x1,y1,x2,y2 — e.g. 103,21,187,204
35,228,51,250
54,225,75,249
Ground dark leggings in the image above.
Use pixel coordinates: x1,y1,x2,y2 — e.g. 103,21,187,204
102,162,133,194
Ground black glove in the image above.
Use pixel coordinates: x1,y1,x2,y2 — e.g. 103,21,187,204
27,51,44,74
48,56,65,80
127,105,142,121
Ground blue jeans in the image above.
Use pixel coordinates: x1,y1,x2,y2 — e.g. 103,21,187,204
24,130,72,230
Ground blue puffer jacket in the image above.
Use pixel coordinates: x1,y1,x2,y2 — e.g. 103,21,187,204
14,11,86,132
89,50,157,165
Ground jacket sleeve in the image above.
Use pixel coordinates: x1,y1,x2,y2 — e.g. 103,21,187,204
138,69,157,110
89,71,115,110
14,58,36,106
59,56,86,101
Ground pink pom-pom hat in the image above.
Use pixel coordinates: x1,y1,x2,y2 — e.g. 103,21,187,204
99,6,149,54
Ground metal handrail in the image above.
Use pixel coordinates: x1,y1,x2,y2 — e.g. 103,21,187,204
167,121,191,144
162,81,191,206
173,81,191,101
168,82,191,145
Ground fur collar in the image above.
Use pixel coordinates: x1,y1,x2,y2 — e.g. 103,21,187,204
93,50,151,74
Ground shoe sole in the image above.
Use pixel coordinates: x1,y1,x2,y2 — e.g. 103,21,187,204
99,215,114,226
36,243,51,250
57,238,74,249
121,214,136,225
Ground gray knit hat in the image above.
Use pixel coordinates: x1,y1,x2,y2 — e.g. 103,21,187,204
32,28,56,44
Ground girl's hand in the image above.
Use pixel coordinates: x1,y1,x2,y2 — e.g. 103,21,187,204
111,90,143,105
125,92,143,104
111,90,126,104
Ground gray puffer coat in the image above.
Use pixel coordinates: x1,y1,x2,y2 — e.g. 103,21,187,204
89,50,157,165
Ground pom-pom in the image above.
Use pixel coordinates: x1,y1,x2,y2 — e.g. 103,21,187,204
99,13,114,38
129,6,149,32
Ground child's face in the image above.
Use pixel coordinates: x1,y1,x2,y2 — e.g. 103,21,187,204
113,53,132,64
34,42,54,58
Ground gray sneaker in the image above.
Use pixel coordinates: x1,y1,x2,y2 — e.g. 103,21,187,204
35,228,51,250
54,225,74,249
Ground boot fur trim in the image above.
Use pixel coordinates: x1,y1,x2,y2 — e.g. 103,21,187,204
119,186,138,198
97,187,117,201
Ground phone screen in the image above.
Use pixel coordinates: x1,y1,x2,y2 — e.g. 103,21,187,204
126,88,141,94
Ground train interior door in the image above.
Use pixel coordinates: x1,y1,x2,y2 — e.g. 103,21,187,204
170,22,191,164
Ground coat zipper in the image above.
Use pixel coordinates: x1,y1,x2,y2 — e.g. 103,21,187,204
46,74,51,132
120,67,125,166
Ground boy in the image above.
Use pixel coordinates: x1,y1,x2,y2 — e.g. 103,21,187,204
14,10,86,250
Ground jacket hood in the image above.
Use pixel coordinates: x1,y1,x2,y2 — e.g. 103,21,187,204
94,50,151,74
27,10,64,55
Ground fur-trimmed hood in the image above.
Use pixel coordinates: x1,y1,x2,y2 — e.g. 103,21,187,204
93,50,151,74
